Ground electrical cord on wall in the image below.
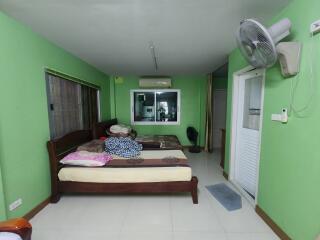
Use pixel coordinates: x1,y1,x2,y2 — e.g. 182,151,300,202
288,33,316,117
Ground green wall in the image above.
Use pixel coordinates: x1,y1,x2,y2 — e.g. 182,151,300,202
224,0,320,239
111,76,207,146
0,12,110,219
0,166,6,221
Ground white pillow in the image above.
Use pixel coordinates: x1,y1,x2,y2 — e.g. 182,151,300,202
110,124,131,134
0,232,22,240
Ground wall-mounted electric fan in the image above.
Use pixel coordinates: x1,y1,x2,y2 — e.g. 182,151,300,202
186,127,201,153
236,18,302,77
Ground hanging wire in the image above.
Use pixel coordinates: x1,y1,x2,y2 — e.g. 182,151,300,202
288,33,316,117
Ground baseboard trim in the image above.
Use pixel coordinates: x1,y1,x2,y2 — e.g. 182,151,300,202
23,197,50,220
223,171,229,180
255,205,291,240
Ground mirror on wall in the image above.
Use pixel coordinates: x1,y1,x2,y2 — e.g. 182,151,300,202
131,89,180,125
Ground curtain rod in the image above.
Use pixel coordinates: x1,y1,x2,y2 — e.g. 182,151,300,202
45,68,101,90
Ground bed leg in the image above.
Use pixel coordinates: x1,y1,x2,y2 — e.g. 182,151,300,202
191,176,198,204
191,190,198,204
50,194,61,203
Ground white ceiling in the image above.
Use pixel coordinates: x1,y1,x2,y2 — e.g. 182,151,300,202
0,0,290,75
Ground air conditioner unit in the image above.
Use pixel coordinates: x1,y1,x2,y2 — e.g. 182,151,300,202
139,78,171,88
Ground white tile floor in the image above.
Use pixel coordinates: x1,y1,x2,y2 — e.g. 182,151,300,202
30,151,279,240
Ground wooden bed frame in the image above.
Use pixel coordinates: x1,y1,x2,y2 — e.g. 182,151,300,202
92,118,118,139
47,120,198,204
0,218,32,240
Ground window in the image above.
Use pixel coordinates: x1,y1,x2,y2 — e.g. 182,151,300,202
46,72,100,139
242,76,262,130
130,89,180,125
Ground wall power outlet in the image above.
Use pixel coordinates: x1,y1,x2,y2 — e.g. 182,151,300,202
9,198,22,211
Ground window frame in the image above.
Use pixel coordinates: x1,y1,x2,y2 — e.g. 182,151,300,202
130,89,181,125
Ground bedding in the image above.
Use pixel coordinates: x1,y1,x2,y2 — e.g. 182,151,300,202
58,150,191,183
109,124,131,134
135,135,182,150
112,150,186,159
105,157,188,168
106,124,136,138
60,151,112,167
77,139,105,152
109,150,187,167
105,137,142,158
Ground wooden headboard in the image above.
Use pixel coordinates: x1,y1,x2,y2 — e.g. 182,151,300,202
93,118,118,139
46,119,117,202
47,118,118,165
47,129,93,166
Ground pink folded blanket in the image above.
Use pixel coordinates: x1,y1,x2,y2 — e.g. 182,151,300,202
60,151,113,167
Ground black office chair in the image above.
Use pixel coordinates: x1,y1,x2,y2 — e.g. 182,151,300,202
186,127,201,153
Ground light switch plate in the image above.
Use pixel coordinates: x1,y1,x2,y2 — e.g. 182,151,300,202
271,108,288,123
9,198,22,211
310,19,320,34
271,114,282,122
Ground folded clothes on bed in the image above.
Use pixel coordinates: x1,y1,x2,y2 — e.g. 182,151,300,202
105,137,142,158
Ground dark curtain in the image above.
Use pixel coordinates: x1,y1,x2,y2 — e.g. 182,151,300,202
81,85,98,130
204,73,214,152
47,74,82,139
47,73,99,139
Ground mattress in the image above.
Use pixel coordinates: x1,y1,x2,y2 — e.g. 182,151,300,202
58,150,192,183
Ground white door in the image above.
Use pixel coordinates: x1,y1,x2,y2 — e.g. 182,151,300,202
212,89,227,148
234,69,264,199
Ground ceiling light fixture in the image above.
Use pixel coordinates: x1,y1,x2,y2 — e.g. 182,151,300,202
149,41,158,71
